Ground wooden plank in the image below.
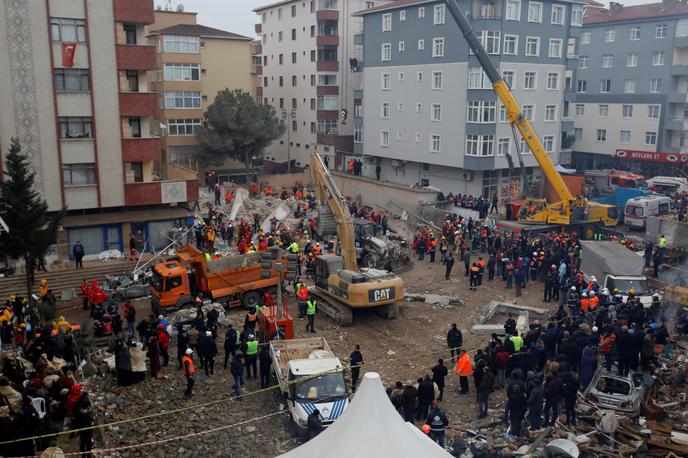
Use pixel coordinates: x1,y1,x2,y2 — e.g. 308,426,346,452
647,439,686,453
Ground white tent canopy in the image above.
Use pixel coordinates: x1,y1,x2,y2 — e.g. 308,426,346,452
278,372,452,458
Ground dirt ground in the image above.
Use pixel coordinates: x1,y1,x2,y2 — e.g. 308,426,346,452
51,252,561,457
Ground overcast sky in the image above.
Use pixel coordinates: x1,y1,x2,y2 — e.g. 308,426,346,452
155,0,659,39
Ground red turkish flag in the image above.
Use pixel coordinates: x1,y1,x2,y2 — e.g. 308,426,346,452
61,42,77,67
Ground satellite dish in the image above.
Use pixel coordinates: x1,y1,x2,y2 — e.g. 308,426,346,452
176,3,184,12
155,5,162,10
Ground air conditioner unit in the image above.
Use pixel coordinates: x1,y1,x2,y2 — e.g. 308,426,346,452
461,171,473,181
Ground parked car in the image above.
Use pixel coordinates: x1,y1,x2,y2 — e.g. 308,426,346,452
583,367,647,416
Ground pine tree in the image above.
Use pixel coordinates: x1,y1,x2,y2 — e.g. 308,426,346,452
0,138,65,298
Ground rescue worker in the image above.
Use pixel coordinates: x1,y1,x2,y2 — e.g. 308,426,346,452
182,348,196,397
455,349,473,394
244,306,258,332
244,334,259,379
567,286,580,316
469,263,480,291
589,291,599,311
297,280,309,318
658,234,667,249
306,297,317,333
580,292,590,313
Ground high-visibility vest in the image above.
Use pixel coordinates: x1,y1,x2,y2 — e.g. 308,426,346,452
658,237,667,248
307,300,317,315
580,298,590,312
182,356,196,376
246,340,259,356
510,335,523,352
590,296,599,310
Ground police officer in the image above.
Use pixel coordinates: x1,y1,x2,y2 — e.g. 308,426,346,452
306,296,317,333
425,401,449,447
243,334,259,379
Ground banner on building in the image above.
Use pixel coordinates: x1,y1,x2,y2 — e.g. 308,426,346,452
61,42,77,67
615,149,688,164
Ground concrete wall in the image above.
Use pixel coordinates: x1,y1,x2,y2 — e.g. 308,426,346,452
150,10,197,32
202,38,253,98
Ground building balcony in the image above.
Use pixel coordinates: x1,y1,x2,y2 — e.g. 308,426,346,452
317,60,338,72
121,137,161,162
665,117,688,131
353,89,363,99
256,87,263,98
669,92,688,104
255,23,262,34
317,110,338,120
124,179,199,206
316,85,338,95
464,155,495,171
561,119,574,132
252,65,263,75
317,133,353,153
353,34,363,45
672,65,688,76
316,10,339,21
252,44,262,55
675,35,688,48
116,45,157,70
316,35,339,46
354,142,362,155
119,92,158,117
113,0,154,24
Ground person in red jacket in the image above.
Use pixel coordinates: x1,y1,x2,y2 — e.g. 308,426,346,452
88,280,98,318
80,279,89,311
158,324,170,367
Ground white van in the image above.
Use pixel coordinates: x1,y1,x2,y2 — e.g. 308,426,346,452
646,176,688,196
624,195,675,229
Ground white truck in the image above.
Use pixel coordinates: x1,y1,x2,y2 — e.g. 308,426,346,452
580,241,654,307
270,337,348,436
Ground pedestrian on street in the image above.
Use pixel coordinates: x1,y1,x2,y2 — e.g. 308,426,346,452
182,348,196,397
431,359,448,401
306,297,317,333
425,401,449,448
455,349,473,394
444,252,455,280
447,323,462,359
230,352,245,397
72,241,85,269
259,344,272,389
349,344,363,391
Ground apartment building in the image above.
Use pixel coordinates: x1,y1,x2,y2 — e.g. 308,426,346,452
254,0,392,170
0,0,199,259
571,1,688,170
148,10,253,175
355,0,583,198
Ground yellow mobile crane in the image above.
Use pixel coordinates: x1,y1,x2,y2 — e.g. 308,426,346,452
445,0,617,238
308,151,404,326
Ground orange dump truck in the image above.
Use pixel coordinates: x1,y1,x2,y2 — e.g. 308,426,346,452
151,245,285,314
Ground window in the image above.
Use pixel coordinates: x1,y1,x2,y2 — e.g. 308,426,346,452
656,24,668,39
600,80,611,93
311,74,316,86
648,105,660,119
278,7,282,18
292,75,297,86
620,130,631,143
546,72,559,90
574,127,583,139
506,0,521,20
164,63,200,81
581,31,591,44
425,134,440,153
353,103,362,116
602,54,613,68
292,52,297,63
576,80,587,93
432,38,445,57
502,70,514,88
398,71,405,81
381,102,390,118
598,104,608,117
398,41,405,52
652,51,665,66
163,35,199,53
381,43,391,61
468,67,490,89
479,30,501,54
499,104,507,122
543,135,554,152
127,71,139,92
129,117,141,138
627,53,638,67
522,104,534,121
518,137,530,154
575,104,584,116
278,31,283,42
418,39,425,50
645,132,657,145
292,4,297,16
63,163,96,186
381,130,390,147
525,37,540,56
50,18,86,42
381,72,390,89
400,10,406,21
465,134,494,156
549,39,562,58
604,29,615,42
544,104,557,121
397,101,404,111
571,4,583,26
620,104,633,118
382,13,392,31
432,71,443,89
318,74,337,86
528,2,542,22
418,6,425,18
650,79,661,93
58,117,92,139
551,5,564,25
467,101,496,123
354,127,362,143
318,95,338,110
504,35,518,55
279,54,284,65
579,55,588,69
416,103,423,113
624,80,635,94
165,91,201,108
168,119,201,136
311,98,317,110
311,50,316,61
123,24,137,45
524,71,536,90
630,26,641,40
417,71,423,82
678,19,688,37
415,133,422,143
317,119,338,135
596,129,607,142
498,138,510,155
54,68,89,92
433,4,445,24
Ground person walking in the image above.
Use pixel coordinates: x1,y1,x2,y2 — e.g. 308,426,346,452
447,323,462,359
230,353,245,397
444,252,455,280
456,349,474,394
73,241,85,269
431,359,448,401
349,345,363,391
425,402,449,448
477,366,494,418
182,348,196,397
259,344,272,389
306,297,317,333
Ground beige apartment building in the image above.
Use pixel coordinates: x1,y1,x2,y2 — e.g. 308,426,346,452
148,11,253,179
0,0,199,259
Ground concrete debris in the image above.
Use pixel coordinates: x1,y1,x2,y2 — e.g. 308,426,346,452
405,292,463,306
471,301,548,335
544,438,579,458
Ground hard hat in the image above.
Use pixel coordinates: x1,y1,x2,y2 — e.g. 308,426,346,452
629,289,635,295
613,288,619,293
205,331,212,336
421,424,431,434
590,291,596,295
532,252,537,256
581,292,587,297
540,251,544,255
570,286,576,291
590,276,597,282
653,292,660,298
551,264,556,269
249,334,255,339
185,348,193,355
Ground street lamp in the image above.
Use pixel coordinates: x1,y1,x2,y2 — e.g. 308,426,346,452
281,109,297,174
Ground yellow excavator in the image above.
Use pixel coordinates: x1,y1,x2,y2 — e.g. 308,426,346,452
444,0,617,239
308,151,404,326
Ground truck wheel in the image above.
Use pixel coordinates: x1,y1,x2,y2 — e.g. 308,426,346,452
362,253,379,268
582,226,595,240
241,291,261,310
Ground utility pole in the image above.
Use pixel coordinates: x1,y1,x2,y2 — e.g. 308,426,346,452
281,109,296,174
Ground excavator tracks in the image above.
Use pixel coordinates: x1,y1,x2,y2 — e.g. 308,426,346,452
308,288,354,327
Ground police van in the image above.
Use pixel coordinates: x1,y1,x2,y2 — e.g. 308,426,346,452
624,195,675,230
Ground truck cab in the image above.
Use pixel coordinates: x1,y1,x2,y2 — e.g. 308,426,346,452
151,260,195,314
603,274,653,308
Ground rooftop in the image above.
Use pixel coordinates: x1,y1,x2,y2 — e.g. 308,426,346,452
353,0,430,16
149,24,252,40
585,1,688,25
253,0,300,13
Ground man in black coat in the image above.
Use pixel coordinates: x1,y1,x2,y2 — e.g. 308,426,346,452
223,324,238,368
431,359,448,401
416,375,435,421
258,345,272,389
447,323,462,359
198,331,218,376
72,241,85,269
349,344,363,391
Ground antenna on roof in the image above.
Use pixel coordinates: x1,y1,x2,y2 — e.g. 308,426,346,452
177,3,184,12
164,0,172,11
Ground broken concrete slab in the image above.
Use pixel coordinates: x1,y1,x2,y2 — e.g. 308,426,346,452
405,292,463,306
471,313,528,336
471,301,547,335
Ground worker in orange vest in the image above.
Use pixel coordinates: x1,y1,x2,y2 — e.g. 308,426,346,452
264,186,272,196
182,348,196,397
455,349,473,394
580,292,590,313
589,291,599,311
249,183,258,197
225,191,233,206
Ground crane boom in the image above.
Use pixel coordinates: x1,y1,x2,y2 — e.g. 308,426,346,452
444,0,575,204
309,151,358,271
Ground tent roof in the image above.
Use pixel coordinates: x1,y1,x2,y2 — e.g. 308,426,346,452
278,372,452,458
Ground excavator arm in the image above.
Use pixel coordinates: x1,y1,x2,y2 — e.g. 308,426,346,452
309,151,359,271
444,0,576,207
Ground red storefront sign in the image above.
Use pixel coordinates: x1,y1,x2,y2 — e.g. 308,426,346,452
615,149,688,164
61,42,77,67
